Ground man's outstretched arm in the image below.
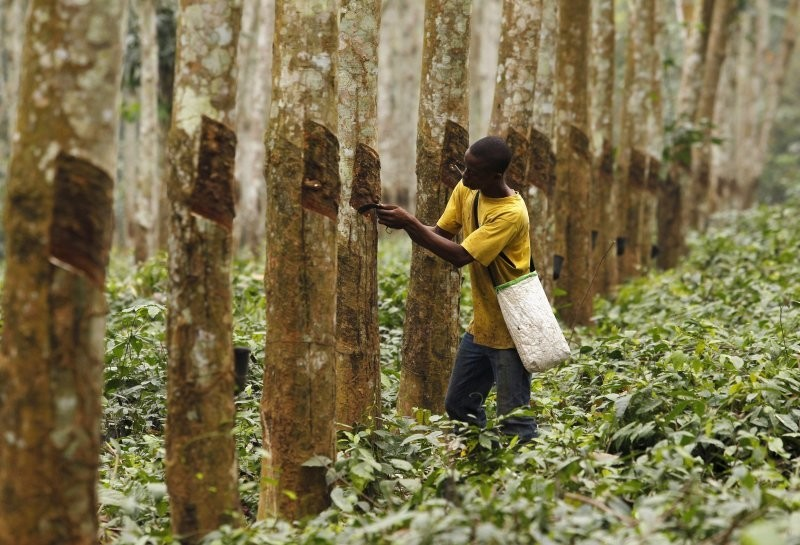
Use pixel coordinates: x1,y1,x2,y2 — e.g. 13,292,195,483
376,205,474,268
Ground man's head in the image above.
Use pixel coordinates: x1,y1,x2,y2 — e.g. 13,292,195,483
461,136,512,192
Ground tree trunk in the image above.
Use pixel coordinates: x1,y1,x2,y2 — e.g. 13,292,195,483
689,0,733,230
589,0,617,294
661,0,714,268
0,2,126,543
747,0,800,204
377,0,424,209
553,0,592,326
641,1,665,272
132,0,160,263
164,1,243,541
336,0,382,428
618,0,654,281
489,0,546,289
233,0,274,258
0,0,28,247
396,0,469,416
469,0,502,141
259,0,339,520
532,0,558,300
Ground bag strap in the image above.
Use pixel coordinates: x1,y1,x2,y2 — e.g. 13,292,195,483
471,190,535,288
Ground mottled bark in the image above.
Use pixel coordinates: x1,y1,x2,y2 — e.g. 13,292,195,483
468,0,502,141
589,0,617,294
640,1,665,272
0,0,28,240
531,0,558,299
746,0,800,205
689,0,733,230
618,0,654,281
710,24,739,215
233,0,274,257
489,0,547,292
397,0,469,416
553,0,592,325
661,0,714,268
165,2,243,541
0,2,126,544
132,0,160,262
336,0,382,428
259,0,339,520
377,0,424,208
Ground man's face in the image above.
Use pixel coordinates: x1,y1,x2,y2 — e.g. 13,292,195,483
460,150,498,191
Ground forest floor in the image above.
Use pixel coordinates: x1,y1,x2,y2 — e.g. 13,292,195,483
98,196,800,544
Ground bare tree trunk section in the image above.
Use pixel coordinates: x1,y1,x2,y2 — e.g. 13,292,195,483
589,0,616,294
641,1,665,272
489,0,545,289
531,0,558,299
469,0,502,141
710,24,739,216
0,2,126,543
378,0,424,209
0,0,28,246
233,0,274,258
132,0,160,263
732,10,757,210
553,0,592,326
689,0,733,230
747,0,800,204
396,0,469,416
165,2,243,541
661,0,714,268
617,0,653,281
336,0,382,429
259,0,339,520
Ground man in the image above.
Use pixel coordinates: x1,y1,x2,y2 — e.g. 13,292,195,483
376,136,537,442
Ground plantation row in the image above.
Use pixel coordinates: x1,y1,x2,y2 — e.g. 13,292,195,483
99,196,799,544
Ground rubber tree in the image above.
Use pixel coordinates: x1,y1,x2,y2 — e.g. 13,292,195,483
0,1,126,543
164,1,243,541
336,0,382,428
259,0,340,520
396,0,470,416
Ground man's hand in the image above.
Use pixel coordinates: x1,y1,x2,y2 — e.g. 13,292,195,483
375,204,414,229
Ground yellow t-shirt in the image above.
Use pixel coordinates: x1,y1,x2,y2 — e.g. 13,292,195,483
437,181,531,349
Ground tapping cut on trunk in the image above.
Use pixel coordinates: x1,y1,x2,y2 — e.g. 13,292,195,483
439,120,469,189
50,152,114,288
302,120,341,220
188,115,237,230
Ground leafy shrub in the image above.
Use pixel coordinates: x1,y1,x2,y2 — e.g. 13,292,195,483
99,198,800,544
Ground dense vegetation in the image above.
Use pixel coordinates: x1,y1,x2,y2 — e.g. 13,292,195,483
98,195,799,544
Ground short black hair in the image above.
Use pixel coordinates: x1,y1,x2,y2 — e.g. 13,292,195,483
468,136,512,174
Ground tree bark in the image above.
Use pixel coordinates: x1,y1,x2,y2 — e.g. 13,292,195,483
532,0,558,299
618,0,654,281
589,0,617,294
661,0,714,268
132,0,160,263
259,0,339,520
336,0,382,429
469,0,502,141
553,0,592,325
396,0,469,416
164,1,243,541
233,0,274,258
377,0,424,209
689,0,734,230
0,2,126,543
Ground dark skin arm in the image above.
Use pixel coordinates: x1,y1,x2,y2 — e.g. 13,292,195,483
375,205,475,268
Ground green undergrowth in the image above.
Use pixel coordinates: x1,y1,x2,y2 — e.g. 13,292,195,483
98,202,800,545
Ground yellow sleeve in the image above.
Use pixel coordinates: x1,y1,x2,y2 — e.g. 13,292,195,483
436,182,466,235
461,214,518,267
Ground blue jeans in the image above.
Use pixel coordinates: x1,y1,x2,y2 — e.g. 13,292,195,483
444,333,538,441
